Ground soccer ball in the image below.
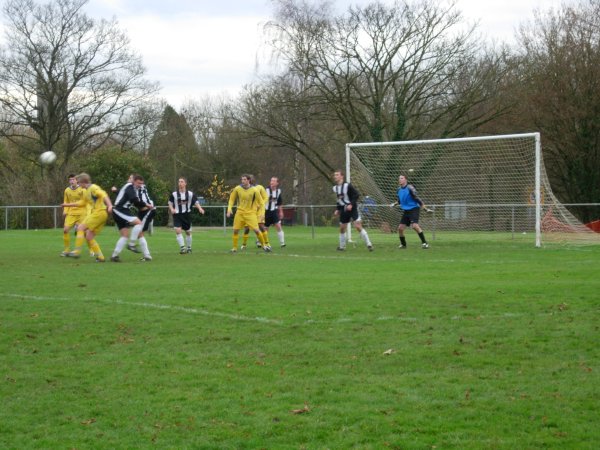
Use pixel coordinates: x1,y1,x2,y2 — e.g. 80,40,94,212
39,151,57,165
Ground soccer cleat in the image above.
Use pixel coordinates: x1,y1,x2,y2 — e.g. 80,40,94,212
240,245,247,251
140,255,152,262
398,244,406,249
336,247,346,251
67,251,80,258
60,251,69,257
179,247,187,254
95,256,105,263
186,247,192,254
422,243,430,249
89,252,95,257
230,248,237,253
256,241,262,248
110,256,121,262
263,245,272,253
368,244,374,252
281,243,286,248
127,243,141,253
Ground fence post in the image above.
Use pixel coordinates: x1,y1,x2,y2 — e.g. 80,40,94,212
310,206,315,239
26,206,29,230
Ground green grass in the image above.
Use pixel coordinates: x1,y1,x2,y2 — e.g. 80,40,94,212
0,227,598,449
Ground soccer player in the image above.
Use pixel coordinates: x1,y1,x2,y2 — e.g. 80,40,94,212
332,169,373,251
61,173,113,262
227,174,268,253
168,177,205,254
264,176,286,247
110,174,154,262
136,180,156,261
60,174,86,256
241,175,270,250
391,174,430,249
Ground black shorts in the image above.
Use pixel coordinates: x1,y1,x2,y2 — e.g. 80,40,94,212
138,208,156,232
173,213,192,231
264,210,280,227
112,209,137,230
400,208,420,226
338,205,359,224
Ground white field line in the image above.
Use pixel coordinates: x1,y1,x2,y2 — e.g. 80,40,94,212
0,293,282,325
2,292,578,326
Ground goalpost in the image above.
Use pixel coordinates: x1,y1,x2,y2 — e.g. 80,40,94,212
346,133,598,246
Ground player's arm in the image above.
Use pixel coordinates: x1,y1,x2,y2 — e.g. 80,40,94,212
346,184,360,211
226,189,237,217
191,194,205,215
277,194,284,220
409,185,432,212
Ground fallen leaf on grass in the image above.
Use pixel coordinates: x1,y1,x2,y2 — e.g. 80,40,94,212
290,403,310,414
81,418,96,425
383,349,395,355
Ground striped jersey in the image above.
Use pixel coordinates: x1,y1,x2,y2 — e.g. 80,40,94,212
333,182,359,209
169,190,199,214
265,187,282,211
138,184,154,206
114,183,145,213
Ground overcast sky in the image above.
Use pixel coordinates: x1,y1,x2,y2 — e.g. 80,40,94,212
34,0,571,108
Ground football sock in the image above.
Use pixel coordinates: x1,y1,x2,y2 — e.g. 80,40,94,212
418,232,427,244
74,231,85,251
90,240,102,256
186,234,192,248
232,233,239,249
139,237,150,257
176,233,184,248
262,230,270,246
359,229,372,247
400,236,407,246
242,230,249,245
130,224,143,242
113,237,128,256
63,232,70,251
278,230,285,245
256,231,266,247
339,233,346,248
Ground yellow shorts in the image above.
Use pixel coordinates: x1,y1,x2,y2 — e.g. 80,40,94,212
82,210,108,234
64,213,85,229
233,211,259,230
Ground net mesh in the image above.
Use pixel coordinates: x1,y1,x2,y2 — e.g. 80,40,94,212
347,134,599,245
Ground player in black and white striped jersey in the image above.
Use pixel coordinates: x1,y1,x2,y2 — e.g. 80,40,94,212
110,174,154,262
168,177,205,254
135,181,155,261
333,169,373,252
264,177,286,247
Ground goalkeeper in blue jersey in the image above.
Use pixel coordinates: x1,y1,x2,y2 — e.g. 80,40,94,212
392,174,430,249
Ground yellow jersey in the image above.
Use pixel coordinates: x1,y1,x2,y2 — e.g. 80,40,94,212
75,184,109,212
255,184,268,214
63,186,86,216
227,185,264,214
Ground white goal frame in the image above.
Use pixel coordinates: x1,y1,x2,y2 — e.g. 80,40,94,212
346,133,596,247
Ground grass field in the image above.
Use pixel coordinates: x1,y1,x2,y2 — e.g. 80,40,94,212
0,227,598,449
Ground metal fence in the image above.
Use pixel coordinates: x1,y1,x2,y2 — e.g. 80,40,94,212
2,203,598,240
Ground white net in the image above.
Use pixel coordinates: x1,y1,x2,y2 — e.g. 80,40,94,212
347,133,599,245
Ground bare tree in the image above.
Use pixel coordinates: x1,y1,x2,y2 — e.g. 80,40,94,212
0,0,159,167
266,0,509,143
516,0,600,221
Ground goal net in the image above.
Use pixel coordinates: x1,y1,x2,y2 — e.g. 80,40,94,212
346,133,599,246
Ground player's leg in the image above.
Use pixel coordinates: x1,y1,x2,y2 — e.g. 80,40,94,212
111,226,130,262
242,226,250,249
275,222,285,247
354,219,373,251
338,221,348,250
185,229,192,253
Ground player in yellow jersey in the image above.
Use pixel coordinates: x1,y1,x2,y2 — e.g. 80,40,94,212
60,174,87,256
61,173,113,262
226,174,268,253
241,175,270,250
